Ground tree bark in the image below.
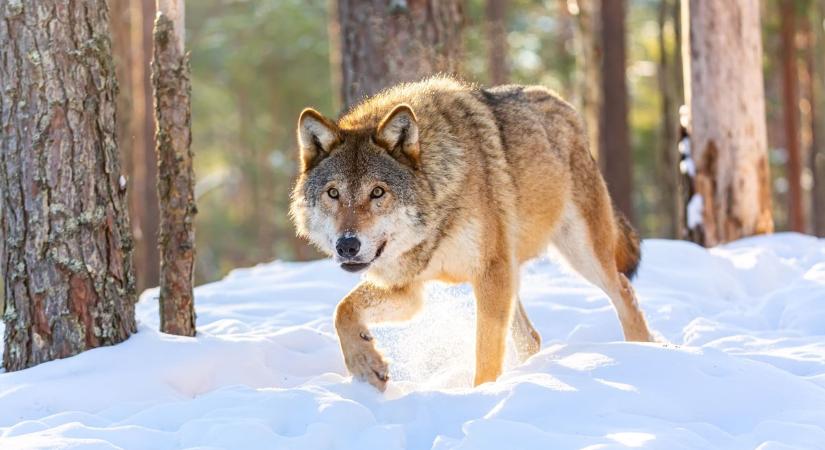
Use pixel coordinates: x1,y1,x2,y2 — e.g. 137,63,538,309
599,0,633,223
129,0,161,293
780,0,805,232
337,0,463,110
152,0,196,336
681,0,774,246
1,0,137,371
486,0,508,85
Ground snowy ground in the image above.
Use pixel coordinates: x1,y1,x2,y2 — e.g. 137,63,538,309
2,233,825,449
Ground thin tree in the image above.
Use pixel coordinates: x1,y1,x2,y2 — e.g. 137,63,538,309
129,0,161,293
109,0,161,294
572,0,601,160
681,0,774,246
1,0,137,370
780,0,805,232
656,0,683,238
336,0,463,110
812,0,825,236
599,0,634,223
109,0,133,173
327,0,343,113
152,0,197,336
486,0,509,85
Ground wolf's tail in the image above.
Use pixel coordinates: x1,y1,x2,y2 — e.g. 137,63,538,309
615,212,641,280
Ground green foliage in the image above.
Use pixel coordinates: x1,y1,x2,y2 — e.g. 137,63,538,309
627,0,672,237
187,0,331,281
464,0,577,95
186,0,808,281
186,0,673,281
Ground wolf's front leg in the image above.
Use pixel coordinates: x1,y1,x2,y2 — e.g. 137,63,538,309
334,281,423,391
472,260,516,386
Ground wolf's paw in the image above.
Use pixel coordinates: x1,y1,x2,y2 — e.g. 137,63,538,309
343,339,390,392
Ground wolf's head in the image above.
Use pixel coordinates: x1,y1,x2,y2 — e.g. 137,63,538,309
290,104,430,274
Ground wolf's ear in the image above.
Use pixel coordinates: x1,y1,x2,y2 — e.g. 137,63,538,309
375,104,420,169
297,108,338,172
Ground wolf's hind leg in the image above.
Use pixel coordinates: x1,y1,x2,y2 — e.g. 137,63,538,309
335,282,423,391
551,205,652,342
611,272,651,341
511,298,541,362
472,259,517,386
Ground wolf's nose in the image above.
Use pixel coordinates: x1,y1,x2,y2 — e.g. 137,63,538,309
336,236,361,258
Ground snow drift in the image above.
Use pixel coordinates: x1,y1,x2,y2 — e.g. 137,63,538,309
2,233,825,449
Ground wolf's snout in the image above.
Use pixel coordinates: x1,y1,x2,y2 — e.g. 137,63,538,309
336,236,361,258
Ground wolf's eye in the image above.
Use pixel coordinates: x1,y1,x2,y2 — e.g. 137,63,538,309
327,188,339,199
370,187,385,199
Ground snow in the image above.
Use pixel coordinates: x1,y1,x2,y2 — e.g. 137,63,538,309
686,193,704,229
2,233,825,449
678,137,695,175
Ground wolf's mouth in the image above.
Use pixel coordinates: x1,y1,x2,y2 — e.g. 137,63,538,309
340,241,386,273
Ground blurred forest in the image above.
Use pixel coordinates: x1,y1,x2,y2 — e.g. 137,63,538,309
110,0,825,285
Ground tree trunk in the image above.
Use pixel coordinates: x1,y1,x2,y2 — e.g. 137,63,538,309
327,0,343,114
655,0,683,238
800,6,815,235
486,0,508,85
152,0,196,336
128,0,161,293
1,0,137,371
599,0,634,223
780,0,805,232
109,0,133,174
572,0,601,160
812,0,825,236
110,0,160,290
337,0,463,110
681,0,774,246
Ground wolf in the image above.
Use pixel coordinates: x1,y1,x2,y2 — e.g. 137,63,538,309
290,76,653,391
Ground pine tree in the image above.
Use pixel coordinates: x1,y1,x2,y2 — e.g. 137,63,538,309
1,0,137,370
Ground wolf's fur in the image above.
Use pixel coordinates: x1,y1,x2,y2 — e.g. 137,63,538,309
290,77,652,391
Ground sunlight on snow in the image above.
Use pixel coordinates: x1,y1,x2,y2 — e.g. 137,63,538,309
606,432,656,447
